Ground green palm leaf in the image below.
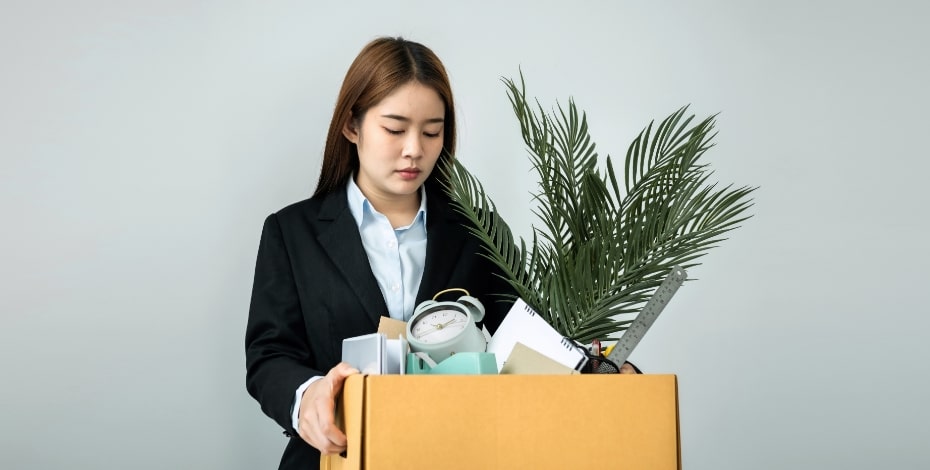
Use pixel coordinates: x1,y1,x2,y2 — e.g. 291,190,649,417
440,72,757,343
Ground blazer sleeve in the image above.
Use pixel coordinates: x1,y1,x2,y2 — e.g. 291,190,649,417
245,213,322,434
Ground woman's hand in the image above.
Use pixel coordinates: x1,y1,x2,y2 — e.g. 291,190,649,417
297,362,359,454
619,362,638,374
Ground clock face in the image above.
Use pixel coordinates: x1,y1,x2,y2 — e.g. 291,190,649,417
410,308,469,344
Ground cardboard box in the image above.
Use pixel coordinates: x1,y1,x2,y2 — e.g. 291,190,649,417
321,374,680,470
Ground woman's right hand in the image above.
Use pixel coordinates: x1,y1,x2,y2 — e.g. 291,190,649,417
297,362,359,454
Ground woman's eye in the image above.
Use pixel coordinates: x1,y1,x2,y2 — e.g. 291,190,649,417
384,127,404,135
424,132,441,138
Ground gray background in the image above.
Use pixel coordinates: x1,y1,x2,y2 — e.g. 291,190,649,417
2,1,928,469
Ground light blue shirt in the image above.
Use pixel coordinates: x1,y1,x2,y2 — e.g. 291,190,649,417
291,179,429,430
345,177,427,321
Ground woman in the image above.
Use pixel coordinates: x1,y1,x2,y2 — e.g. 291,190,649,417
244,37,516,469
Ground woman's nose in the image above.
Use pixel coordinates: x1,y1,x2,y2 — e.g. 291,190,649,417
403,134,424,159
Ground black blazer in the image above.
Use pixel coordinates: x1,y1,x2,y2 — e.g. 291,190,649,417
245,183,516,469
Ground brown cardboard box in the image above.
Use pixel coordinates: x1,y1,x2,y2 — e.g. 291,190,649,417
321,374,680,470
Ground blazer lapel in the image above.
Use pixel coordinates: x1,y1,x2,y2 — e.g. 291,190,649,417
316,191,386,329
416,189,468,303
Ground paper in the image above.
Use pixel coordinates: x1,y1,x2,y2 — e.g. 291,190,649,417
499,342,578,375
377,317,408,340
487,298,588,372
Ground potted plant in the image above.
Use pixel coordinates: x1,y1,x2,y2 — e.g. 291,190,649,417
441,73,756,344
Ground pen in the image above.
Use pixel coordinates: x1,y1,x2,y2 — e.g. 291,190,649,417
590,339,601,371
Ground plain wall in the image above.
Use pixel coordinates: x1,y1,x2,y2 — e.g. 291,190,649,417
2,1,928,468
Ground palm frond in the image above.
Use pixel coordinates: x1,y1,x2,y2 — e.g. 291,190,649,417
442,72,758,343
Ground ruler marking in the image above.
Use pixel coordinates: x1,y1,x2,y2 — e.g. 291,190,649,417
605,266,687,367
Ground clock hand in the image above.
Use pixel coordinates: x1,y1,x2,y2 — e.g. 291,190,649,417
436,318,464,329
416,325,439,336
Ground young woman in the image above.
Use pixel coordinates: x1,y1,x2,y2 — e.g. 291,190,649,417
244,37,516,469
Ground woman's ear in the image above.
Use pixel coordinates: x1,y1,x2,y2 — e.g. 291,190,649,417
342,115,359,144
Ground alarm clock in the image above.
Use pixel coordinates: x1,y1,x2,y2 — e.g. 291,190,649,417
406,288,487,362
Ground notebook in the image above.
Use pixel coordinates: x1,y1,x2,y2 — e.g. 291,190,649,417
487,298,588,372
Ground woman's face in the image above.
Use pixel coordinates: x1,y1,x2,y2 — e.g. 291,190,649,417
344,81,446,204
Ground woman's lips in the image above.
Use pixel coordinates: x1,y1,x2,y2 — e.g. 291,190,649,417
397,168,421,180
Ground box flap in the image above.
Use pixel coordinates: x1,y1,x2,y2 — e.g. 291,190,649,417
320,374,365,470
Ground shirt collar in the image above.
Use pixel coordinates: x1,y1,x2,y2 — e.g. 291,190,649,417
346,175,428,229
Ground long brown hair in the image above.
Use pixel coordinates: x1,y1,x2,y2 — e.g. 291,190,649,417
314,37,457,196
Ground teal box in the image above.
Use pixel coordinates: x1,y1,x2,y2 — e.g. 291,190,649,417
406,352,498,375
